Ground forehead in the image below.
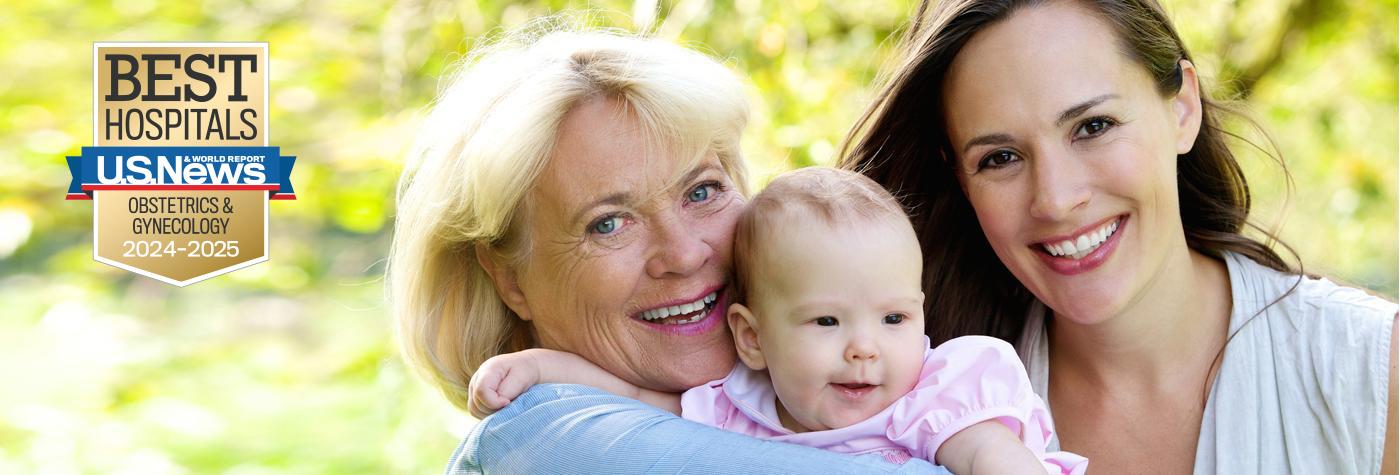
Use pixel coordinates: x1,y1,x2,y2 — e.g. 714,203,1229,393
544,99,668,193
748,213,922,302
532,98,706,219
942,2,1140,131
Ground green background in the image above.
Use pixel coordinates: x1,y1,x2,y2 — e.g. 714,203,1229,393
1,0,1394,473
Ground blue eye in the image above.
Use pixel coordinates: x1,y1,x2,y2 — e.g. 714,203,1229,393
815,316,838,327
590,216,623,235
883,314,905,325
688,183,717,203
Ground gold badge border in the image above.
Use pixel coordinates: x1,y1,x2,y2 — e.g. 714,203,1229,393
90,41,273,287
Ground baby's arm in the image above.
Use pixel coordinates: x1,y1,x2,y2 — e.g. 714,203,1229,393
468,348,681,418
935,420,1047,475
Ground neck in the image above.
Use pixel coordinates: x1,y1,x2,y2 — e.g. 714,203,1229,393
1048,245,1232,391
775,399,812,433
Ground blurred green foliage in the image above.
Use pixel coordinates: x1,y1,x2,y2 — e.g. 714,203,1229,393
0,0,1394,473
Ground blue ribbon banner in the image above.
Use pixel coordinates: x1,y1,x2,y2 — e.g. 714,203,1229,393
67,146,296,200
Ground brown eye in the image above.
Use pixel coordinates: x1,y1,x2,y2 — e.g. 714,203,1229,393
815,316,838,327
977,150,1020,170
1075,117,1117,138
883,314,905,325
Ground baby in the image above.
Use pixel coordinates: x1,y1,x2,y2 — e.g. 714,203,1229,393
470,168,1087,474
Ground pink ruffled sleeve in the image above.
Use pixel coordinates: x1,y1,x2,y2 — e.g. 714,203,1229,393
678,366,784,439
884,336,1088,474
680,376,734,428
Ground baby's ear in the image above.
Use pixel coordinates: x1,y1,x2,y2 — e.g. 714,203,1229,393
727,303,766,370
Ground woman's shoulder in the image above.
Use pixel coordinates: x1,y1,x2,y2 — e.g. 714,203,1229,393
450,383,668,473
1203,252,1396,473
1224,251,1396,335
1222,251,1393,386
1221,248,1394,402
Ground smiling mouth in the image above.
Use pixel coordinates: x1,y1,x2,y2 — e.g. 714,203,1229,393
635,290,720,325
1037,215,1124,260
831,382,879,399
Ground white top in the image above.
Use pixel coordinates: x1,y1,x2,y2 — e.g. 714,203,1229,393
1017,251,1396,474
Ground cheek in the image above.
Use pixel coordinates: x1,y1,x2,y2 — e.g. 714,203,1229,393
1100,142,1180,211
522,247,633,340
964,184,1022,253
891,334,926,375
767,334,824,381
704,199,744,258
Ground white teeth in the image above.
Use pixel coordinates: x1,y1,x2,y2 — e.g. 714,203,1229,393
1040,218,1121,259
641,292,718,322
1058,240,1075,254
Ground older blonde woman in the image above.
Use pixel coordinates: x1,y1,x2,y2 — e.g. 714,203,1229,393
391,26,945,473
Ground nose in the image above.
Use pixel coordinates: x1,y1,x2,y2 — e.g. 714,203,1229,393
1028,147,1093,221
844,334,879,362
645,211,712,279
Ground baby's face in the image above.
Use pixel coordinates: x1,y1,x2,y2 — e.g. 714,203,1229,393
746,216,926,432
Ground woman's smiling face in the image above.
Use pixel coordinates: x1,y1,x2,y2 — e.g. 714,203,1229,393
941,1,1202,323
502,97,744,392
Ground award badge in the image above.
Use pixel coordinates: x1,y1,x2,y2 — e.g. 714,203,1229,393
67,43,295,286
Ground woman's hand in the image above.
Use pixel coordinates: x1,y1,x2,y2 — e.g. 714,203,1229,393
468,350,546,419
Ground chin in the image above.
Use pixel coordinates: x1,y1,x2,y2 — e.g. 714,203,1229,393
654,346,736,391
1040,286,1131,326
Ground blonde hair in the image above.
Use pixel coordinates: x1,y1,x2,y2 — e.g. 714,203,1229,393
732,167,912,304
390,22,750,410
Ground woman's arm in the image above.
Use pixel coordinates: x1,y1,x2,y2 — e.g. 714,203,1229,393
451,383,950,474
469,348,680,418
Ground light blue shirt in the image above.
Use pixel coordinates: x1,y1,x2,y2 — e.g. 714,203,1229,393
449,383,952,474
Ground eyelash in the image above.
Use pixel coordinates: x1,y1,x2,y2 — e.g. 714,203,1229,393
586,180,727,237
1074,116,1118,139
812,314,909,327
687,181,725,206
973,116,1119,172
976,150,1019,171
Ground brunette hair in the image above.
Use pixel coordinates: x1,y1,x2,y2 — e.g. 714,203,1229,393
838,0,1295,345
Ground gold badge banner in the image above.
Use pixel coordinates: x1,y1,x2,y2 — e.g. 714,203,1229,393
95,190,267,285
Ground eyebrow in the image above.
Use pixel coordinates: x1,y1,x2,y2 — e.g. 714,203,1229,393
789,302,840,320
959,94,1119,155
1055,94,1117,127
787,295,922,319
961,133,1015,155
569,162,723,226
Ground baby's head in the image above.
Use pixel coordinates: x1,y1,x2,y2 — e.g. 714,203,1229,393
728,167,926,433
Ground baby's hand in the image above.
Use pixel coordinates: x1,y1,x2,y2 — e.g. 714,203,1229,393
468,350,544,419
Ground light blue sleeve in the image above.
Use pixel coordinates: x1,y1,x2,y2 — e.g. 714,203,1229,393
448,383,951,474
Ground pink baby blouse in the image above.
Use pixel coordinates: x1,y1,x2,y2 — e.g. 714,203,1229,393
680,335,1088,473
